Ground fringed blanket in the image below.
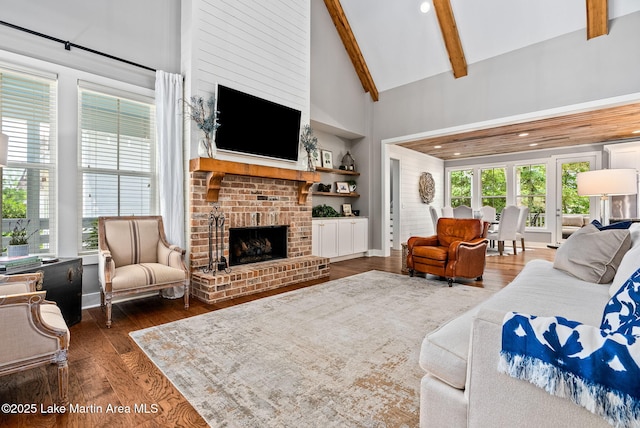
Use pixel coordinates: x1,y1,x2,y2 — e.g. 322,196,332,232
499,269,640,428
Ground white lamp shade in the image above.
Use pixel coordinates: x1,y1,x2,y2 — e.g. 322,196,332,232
0,133,8,167
577,168,638,196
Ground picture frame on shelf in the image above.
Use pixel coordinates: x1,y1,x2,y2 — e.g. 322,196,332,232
313,149,322,168
336,181,350,194
321,150,333,168
342,204,353,216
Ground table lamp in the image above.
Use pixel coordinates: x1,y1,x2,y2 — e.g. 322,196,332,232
577,168,638,225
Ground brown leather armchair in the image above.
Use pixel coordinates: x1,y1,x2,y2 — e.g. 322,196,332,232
407,218,489,286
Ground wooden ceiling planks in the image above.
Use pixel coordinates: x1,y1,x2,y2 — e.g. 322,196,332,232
586,0,609,39
323,0,379,101
397,102,640,160
433,0,468,79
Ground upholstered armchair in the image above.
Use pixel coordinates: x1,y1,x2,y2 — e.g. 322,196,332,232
407,218,489,286
0,272,69,405
98,216,189,328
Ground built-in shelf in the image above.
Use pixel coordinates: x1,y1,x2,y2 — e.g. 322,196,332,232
189,157,320,204
315,166,360,176
312,191,360,198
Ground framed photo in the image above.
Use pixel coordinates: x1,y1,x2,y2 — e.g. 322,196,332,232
336,181,350,194
342,203,353,216
321,150,333,169
312,149,322,168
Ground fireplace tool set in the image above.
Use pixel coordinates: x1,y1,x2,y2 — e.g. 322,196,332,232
203,204,231,274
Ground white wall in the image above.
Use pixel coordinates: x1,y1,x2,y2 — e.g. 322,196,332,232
310,0,370,137
369,11,640,252
182,0,310,167
386,145,444,248
0,0,180,89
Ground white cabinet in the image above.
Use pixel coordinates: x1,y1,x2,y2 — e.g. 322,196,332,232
312,219,339,258
313,218,368,259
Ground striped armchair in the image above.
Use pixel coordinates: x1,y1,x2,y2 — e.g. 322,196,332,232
0,272,69,405
98,216,189,328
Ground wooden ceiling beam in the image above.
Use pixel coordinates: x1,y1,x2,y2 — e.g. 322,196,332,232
433,0,468,79
586,0,608,39
323,0,379,101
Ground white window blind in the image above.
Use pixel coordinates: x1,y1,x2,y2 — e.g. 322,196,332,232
78,85,156,252
0,67,57,255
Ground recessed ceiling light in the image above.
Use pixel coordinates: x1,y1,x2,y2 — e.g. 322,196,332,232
420,2,431,13
453,152,461,156
434,145,442,149
529,143,538,147
633,130,640,134
518,132,529,137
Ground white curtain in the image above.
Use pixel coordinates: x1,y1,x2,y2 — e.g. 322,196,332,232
156,70,185,299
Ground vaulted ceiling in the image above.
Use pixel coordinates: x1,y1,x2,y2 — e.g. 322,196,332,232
323,1,640,159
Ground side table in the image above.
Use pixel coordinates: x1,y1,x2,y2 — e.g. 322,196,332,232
9,257,83,326
401,242,408,273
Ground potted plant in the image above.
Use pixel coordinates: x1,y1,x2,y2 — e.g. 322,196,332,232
6,219,38,257
300,124,318,171
185,95,220,158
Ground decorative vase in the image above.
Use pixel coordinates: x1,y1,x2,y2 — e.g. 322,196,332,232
306,151,316,171
349,184,357,192
198,137,216,158
8,244,29,257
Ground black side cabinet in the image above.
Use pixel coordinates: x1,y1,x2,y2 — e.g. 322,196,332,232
10,257,83,326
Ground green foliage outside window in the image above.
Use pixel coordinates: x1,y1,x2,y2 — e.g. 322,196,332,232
2,186,27,219
450,170,472,207
481,168,506,213
516,164,547,227
562,162,590,214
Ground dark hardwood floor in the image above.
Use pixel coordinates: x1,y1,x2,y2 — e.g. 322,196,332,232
0,247,555,427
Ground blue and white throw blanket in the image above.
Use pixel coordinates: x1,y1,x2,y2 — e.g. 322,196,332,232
499,268,640,427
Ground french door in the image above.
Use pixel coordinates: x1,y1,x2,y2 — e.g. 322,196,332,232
555,155,598,243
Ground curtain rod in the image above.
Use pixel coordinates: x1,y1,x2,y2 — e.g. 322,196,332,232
0,20,156,73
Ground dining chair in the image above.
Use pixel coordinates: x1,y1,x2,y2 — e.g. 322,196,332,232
429,205,439,230
486,205,520,255
515,206,530,251
441,206,454,217
480,206,497,224
453,205,473,218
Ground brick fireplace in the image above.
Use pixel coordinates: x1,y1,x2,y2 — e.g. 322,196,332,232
189,158,330,304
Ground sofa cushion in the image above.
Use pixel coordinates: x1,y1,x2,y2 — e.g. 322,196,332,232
610,243,640,296
601,267,640,335
413,245,448,261
553,224,630,284
112,263,186,290
420,259,609,390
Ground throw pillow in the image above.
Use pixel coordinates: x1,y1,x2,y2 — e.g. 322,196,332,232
553,224,631,284
610,243,640,296
591,219,633,231
601,266,640,336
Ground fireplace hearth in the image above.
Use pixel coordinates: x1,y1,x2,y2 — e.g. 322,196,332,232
229,226,288,266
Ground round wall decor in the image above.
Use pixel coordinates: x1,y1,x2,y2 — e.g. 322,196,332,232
419,172,435,204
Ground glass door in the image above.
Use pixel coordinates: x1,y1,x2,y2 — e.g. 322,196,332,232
555,156,597,243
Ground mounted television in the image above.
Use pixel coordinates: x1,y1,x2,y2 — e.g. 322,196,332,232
214,85,302,162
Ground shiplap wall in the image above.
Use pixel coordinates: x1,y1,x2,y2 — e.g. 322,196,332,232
388,144,444,244
184,0,310,165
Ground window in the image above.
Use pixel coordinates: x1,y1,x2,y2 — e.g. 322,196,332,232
480,167,506,213
1,67,57,254
450,169,473,207
516,164,546,227
78,84,156,252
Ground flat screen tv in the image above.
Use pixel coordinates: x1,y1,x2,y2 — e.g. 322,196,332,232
214,85,302,162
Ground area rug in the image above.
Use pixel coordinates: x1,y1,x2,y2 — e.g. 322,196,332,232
130,270,495,427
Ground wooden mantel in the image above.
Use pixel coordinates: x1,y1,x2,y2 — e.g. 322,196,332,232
189,158,321,204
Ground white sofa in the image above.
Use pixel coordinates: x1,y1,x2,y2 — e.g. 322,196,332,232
419,246,635,427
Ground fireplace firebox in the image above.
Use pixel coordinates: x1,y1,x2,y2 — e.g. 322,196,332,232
229,226,288,266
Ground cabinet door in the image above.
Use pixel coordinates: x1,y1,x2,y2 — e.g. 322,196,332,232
352,219,369,254
319,220,339,258
338,220,354,256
